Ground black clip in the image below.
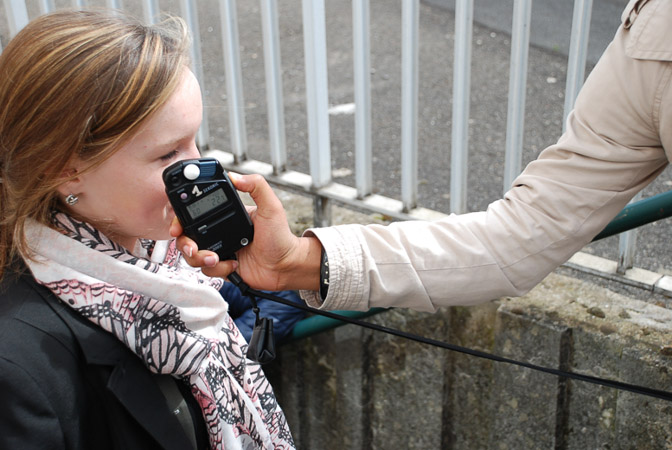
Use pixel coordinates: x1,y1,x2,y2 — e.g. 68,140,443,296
246,305,276,364
228,272,277,364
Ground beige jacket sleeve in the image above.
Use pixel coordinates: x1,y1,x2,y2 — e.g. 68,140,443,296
301,0,672,312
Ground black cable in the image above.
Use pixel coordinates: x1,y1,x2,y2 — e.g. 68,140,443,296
227,272,672,403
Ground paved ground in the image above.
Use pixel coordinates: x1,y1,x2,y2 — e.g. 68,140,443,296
426,0,627,65
215,0,672,304
193,0,672,281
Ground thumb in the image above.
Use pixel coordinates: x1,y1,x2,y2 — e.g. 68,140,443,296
231,173,284,217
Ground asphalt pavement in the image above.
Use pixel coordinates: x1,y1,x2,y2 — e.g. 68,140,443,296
195,0,671,282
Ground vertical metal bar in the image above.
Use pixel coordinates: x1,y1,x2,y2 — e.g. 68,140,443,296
4,0,30,37
106,0,123,10
260,0,287,173
142,0,160,24
503,0,532,193
450,0,473,214
180,0,211,150
219,0,248,161
71,0,87,8
353,0,372,198
313,196,332,228
302,0,332,189
563,0,593,132
401,0,419,212
38,0,55,14
617,191,642,274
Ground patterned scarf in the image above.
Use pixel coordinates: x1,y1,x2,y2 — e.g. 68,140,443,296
23,213,295,450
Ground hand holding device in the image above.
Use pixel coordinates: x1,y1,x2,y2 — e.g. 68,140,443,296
171,170,322,292
163,157,254,260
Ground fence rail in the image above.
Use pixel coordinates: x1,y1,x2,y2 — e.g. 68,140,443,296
2,0,671,296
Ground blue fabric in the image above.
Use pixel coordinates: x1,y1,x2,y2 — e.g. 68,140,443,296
219,282,306,342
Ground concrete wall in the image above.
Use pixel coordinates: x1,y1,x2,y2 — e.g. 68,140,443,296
266,272,672,449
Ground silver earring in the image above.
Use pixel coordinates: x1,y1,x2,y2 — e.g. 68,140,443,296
65,194,79,206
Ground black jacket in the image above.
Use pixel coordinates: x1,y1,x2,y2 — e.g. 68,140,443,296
0,268,208,449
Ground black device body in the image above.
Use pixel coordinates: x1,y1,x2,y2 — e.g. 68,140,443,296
163,157,254,260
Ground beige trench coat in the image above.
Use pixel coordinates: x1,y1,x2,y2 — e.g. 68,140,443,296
301,0,672,312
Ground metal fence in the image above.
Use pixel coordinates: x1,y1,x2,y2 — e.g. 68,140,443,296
3,0,671,296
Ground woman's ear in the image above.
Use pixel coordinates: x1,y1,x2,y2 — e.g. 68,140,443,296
55,166,82,199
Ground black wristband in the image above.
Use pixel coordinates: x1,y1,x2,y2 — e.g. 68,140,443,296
319,247,330,300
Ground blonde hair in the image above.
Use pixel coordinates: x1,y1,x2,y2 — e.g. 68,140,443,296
0,9,191,280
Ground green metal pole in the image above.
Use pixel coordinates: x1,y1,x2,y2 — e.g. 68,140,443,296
288,308,387,341
592,190,672,241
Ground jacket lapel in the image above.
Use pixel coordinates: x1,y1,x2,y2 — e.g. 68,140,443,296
29,278,195,450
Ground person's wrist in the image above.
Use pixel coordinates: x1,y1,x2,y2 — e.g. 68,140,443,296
276,236,322,291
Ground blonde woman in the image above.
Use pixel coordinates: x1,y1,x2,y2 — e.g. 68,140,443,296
0,10,293,449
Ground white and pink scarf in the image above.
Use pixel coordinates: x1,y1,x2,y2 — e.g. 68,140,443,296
24,213,294,450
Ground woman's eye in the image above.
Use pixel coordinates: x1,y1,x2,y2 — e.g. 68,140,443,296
160,150,179,162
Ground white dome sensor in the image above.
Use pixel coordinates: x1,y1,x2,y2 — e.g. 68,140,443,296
183,163,200,180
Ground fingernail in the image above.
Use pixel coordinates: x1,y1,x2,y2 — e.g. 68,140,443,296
183,245,193,258
204,255,219,267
